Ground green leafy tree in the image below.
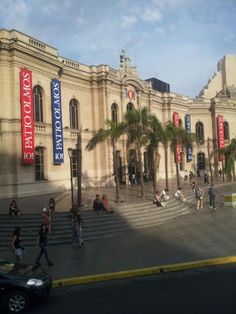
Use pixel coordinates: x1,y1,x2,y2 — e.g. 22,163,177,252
86,120,126,202
219,138,236,181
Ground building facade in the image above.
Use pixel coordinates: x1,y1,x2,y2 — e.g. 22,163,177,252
0,29,236,199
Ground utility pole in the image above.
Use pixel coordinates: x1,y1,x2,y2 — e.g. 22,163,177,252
207,137,213,184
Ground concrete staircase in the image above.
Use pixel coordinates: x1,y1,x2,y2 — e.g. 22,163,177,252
0,191,195,247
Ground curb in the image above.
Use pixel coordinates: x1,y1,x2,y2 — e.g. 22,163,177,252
52,255,236,288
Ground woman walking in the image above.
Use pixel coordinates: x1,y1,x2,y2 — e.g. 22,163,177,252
11,227,23,264
35,223,53,266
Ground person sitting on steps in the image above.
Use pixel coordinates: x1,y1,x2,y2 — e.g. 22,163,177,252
9,199,20,217
101,194,114,214
153,190,166,207
93,194,102,214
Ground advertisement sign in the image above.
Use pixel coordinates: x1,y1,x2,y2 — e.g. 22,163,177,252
185,114,192,162
20,68,34,164
51,79,64,164
172,112,181,163
217,115,225,161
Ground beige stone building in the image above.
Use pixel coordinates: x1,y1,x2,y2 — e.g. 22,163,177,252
0,28,236,199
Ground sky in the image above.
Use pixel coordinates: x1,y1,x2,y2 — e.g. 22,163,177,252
1,0,236,98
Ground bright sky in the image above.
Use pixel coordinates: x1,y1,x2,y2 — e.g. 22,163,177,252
1,0,236,97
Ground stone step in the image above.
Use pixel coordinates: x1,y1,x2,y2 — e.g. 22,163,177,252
0,194,196,247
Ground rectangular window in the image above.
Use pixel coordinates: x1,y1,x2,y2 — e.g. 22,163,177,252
35,148,44,180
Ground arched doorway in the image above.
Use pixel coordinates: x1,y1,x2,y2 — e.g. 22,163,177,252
128,149,138,184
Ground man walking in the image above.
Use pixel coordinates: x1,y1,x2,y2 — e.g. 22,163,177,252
35,223,53,266
208,184,217,211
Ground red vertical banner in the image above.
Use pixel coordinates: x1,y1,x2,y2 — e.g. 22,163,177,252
217,115,225,161
172,112,179,127
172,112,181,163
20,68,34,164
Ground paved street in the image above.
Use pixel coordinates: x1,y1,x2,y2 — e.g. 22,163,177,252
29,264,236,314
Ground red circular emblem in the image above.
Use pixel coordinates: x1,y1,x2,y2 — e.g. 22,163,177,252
127,90,134,100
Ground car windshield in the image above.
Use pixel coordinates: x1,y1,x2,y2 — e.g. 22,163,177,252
0,260,31,275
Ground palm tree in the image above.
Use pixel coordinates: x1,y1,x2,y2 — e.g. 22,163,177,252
86,120,126,202
148,114,163,194
159,121,174,191
124,107,151,198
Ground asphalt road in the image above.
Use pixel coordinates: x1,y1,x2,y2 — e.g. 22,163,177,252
29,264,236,314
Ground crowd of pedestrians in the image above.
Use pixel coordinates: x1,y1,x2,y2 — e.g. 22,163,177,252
10,197,56,267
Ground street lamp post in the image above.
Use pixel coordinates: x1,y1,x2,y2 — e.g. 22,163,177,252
77,132,82,208
67,147,74,209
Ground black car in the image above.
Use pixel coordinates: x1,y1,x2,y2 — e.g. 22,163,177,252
0,259,52,313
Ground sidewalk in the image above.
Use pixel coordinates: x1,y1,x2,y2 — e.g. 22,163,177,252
1,177,235,283
0,176,228,214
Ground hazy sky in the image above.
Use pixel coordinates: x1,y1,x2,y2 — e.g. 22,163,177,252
1,0,236,97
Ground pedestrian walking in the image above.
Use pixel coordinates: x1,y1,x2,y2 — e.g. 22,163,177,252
208,184,217,211
72,214,84,249
48,197,56,212
11,227,24,264
35,223,53,266
204,172,209,185
41,207,52,236
195,185,204,210
218,168,222,179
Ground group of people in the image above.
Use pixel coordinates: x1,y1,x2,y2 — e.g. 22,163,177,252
11,222,53,267
153,188,170,207
11,197,56,266
93,194,114,214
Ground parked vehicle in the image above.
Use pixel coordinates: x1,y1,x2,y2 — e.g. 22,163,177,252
0,259,52,313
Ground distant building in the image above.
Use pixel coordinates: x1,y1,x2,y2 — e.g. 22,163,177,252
0,28,235,199
145,77,170,93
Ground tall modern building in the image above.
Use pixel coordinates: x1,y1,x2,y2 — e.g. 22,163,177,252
0,29,236,199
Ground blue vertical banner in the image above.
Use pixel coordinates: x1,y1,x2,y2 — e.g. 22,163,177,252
51,79,64,164
185,114,192,162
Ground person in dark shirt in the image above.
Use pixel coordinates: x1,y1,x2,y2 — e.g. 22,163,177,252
11,227,23,264
9,199,20,217
35,223,53,266
93,194,102,214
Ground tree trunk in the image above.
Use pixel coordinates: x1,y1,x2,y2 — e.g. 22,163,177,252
164,144,169,190
207,137,213,184
152,149,157,195
174,142,180,188
112,142,121,202
138,147,144,197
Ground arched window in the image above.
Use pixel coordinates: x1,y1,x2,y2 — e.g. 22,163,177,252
69,99,78,129
196,122,204,143
111,103,118,124
197,152,205,170
179,119,182,127
127,102,134,111
35,147,45,180
224,121,229,140
33,85,43,122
